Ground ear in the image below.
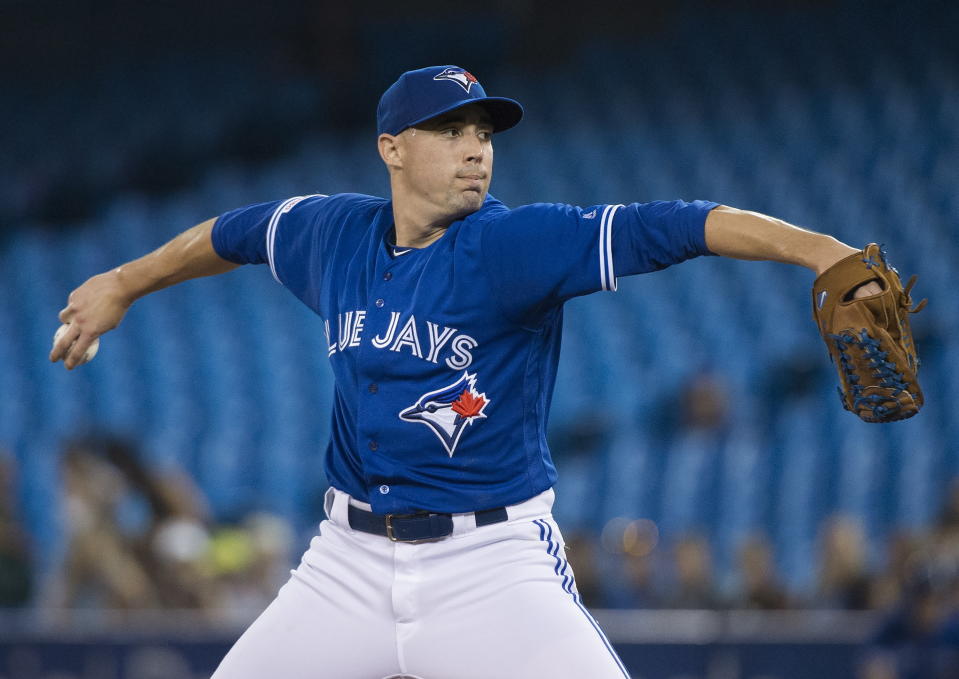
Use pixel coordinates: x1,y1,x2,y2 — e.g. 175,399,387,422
378,133,403,170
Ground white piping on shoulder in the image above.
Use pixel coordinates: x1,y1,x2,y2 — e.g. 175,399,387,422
266,194,328,283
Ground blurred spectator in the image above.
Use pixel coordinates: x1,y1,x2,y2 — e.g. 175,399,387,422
48,433,959,624
859,653,900,679
562,531,602,609
54,434,299,621
206,512,294,624
865,572,959,679
929,482,959,588
858,483,959,677
817,514,874,610
681,371,729,433
599,517,662,609
734,534,789,610
663,534,722,609
94,437,215,609
935,480,959,532
621,549,660,610
55,437,216,612
241,512,295,597
871,531,922,611
655,370,731,439
145,477,216,610
0,453,32,607
56,440,158,610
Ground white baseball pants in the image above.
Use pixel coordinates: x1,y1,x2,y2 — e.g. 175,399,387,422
212,488,630,679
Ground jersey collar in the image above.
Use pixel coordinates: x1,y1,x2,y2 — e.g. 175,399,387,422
380,194,508,260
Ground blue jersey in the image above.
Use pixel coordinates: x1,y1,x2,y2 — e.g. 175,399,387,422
212,193,718,514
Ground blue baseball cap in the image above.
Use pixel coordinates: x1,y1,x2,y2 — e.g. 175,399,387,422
377,65,524,136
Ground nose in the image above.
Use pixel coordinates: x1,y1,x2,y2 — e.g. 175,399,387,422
463,131,485,164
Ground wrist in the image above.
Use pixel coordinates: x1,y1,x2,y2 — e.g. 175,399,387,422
810,238,859,276
110,265,142,308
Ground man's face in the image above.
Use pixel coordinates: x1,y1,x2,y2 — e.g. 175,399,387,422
392,104,494,221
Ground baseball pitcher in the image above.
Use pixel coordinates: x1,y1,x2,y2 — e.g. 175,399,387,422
51,66,923,678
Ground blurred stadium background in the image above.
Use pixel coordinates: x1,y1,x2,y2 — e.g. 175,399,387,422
2,1,958,677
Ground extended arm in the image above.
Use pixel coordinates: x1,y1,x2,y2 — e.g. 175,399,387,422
51,218,239,369
704,205,859,275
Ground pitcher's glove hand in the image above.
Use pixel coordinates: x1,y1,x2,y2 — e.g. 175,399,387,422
812,243,927,422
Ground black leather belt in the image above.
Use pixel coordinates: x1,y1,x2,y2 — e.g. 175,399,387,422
347,504,509,542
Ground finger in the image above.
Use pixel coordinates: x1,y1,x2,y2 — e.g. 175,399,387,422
65,333,97,370
852,281,883,300
59,305,75,323
50,323,81,363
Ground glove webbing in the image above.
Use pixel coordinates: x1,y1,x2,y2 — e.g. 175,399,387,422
829,330,910,421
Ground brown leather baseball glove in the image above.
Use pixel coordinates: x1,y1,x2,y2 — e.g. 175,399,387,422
812,243,927,422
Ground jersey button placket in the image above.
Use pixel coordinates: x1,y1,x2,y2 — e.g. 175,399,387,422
363,259,398,511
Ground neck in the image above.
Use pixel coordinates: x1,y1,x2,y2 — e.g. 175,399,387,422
389,178,476,248
391,201,451,248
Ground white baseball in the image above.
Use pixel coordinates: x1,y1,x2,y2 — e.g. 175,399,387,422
54,324,100,365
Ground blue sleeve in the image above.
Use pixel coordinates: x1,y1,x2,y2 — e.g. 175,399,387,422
212,193,331,302
612,199,719,276
211,200,279,266
480,200,718,325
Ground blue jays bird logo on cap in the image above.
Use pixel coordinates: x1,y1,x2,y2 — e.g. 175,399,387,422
433,67,479,93
399,371,490,456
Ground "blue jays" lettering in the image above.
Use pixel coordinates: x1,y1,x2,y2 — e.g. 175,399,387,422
324,311,477,369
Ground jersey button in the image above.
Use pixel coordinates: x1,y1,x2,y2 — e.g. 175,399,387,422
375,298,385,308
379,485,390,495
368,440,379,451
383,272,393,281
368,383,378,394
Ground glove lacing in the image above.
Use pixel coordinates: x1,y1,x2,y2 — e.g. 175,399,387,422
829,330,910,420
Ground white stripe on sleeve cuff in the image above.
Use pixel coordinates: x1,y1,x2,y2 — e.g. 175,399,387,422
265,194,327,284
599,204,623,292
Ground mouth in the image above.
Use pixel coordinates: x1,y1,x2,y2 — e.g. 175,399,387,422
457,175,486,193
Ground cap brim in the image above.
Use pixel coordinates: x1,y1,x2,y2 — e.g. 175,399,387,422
406,96,524,134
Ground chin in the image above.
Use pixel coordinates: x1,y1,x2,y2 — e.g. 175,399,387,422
460,189,486,213
444,190,485,221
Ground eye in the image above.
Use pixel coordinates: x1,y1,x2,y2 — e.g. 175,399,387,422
426,404,439,413
478,130,492,141
441,127,460,137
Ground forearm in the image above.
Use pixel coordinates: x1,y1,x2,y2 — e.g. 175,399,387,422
704,205,857,275
113,218,239,304
53,217,239,369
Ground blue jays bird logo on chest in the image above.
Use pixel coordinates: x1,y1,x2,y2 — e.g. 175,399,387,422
399,371,490,456
432,67,479,93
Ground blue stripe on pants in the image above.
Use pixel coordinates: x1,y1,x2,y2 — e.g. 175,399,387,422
533,519,630,679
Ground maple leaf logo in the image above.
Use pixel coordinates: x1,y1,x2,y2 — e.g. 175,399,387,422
452,389,487,419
